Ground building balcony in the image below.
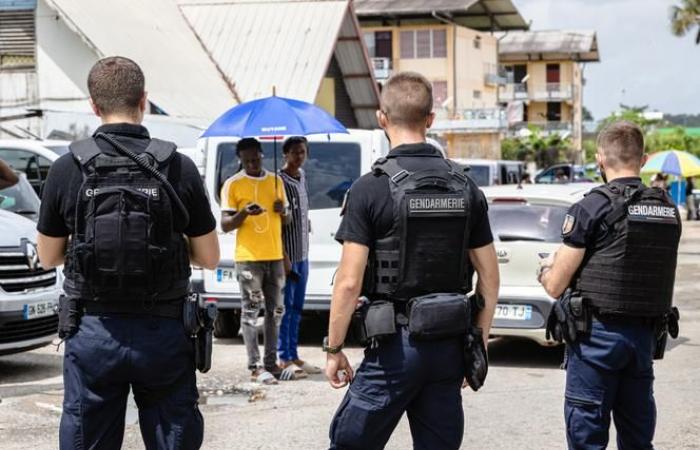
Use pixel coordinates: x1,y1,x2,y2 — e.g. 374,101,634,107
483,63,507,86
371,57,392,81
508,120,573,137
431,108,507,133
498,83,575,103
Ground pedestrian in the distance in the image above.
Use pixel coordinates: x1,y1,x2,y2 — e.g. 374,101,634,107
686,176,696,220
36,56,220,450
277,136,321,376
539,120,681,449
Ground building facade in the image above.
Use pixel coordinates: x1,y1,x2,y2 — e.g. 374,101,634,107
355,0,528,159
497,30,600,156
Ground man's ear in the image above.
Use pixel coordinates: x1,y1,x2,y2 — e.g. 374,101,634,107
376,110,388,129
640,153,649,167
89,98,101,117
139,92,148,113
426,112,436,129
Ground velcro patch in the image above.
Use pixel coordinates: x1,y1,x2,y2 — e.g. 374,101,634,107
562,214,575,235
408,194,465,214
627,203,677,224
83,185,161,200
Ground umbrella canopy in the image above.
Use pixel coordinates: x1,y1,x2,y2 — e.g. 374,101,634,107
202,95,348,138
642,150,700,177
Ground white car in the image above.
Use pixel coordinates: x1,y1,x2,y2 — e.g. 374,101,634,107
482,183,598,345
0,139,69,195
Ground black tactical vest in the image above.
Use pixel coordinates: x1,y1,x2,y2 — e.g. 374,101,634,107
64,137,191,302
362,156,473,301
577,182,681,317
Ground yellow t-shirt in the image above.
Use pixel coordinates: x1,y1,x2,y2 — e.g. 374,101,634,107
220,170,288,262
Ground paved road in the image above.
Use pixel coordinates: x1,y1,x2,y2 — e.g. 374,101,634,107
2,222,699,449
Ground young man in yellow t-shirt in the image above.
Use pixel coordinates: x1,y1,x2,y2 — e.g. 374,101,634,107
220,138,289,384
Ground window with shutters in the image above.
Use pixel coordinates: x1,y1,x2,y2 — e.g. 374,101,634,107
432,81,448,106
0,8,36,69
399,29,448,59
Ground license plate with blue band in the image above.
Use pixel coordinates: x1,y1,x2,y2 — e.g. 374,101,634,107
495,304,532,320
23,301,55,320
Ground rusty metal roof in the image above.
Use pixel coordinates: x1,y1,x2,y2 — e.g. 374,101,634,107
179,0,380,128
497,30,600,62
354,0,528,31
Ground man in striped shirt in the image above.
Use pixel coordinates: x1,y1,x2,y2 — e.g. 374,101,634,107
278,137,320,375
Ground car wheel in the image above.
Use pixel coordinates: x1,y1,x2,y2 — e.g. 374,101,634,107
213,309,241,338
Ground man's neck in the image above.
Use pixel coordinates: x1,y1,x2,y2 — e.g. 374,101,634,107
245,170,265,178
100,115,141,125
606,170,641,183
282,165,301,177
386,129,426,149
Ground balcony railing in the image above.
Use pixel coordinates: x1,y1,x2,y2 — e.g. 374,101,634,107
498,83,529,102
508,121,573,136
483,63,507,86
371,57,392,81
431,108,507,132
498,83,575,102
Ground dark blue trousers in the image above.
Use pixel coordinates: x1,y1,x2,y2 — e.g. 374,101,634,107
565,319,657,450
60,315,203,450
278,259,309,362
329,327,465,450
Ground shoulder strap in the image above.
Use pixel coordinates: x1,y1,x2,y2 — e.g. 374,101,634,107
143,138,177,165
69,138,102,167
601,184,644,227
372,157,410,184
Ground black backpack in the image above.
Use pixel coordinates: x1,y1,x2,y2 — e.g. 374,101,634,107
66,132,191,302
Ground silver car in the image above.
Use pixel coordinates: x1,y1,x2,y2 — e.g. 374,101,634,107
482,183,597,345
0,174,61,355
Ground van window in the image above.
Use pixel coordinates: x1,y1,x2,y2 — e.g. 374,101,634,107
216,141,362,210
466,165,490,186
489,203,567,243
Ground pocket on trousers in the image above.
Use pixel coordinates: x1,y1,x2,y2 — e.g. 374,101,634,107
331,388,386,449
565,387,605,440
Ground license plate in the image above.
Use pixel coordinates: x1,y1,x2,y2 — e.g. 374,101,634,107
216,268,236,283
23,301,56,320
495,304,532,321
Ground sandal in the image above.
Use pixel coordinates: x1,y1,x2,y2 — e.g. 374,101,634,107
280,361,308,379
293,359,322,375
251,369,278,385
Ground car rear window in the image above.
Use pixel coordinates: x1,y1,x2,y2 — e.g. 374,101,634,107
216,141,362,210
467,165,490,186
488,203,568,242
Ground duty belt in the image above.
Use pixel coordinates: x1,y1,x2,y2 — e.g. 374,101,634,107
593,311,657,327
83,300,183,320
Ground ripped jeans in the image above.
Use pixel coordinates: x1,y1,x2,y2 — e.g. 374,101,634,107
236,260,286,371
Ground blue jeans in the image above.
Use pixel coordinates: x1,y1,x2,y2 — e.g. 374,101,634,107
329,327,464,450
565,319,657,450
278,259,309,361
60,315,203,450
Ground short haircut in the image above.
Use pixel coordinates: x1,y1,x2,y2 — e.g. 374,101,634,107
381,72,433,127
282,136,308,154
596,121,645,168
87,56,145,116
236,137,262,155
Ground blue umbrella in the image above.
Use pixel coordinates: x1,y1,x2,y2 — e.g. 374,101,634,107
202,95,349,191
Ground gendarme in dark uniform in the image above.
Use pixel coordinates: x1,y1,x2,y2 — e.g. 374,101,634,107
328,142,493,449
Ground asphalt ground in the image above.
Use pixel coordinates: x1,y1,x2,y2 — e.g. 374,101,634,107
1,222,699,449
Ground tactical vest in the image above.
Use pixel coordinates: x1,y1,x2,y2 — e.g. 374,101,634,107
64,136,191,302
577,182,681,317
362,156,473,301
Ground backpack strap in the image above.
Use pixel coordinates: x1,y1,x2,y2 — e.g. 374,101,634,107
143,138,177,166
372,156,410,185
69,138,102,167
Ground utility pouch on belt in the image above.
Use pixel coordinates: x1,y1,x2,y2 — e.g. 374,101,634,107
408,293,469,340
183,293,217,373
569,294,591,334
654,307,680,360
363,300,396,341
463,293,487,391
57,295,81,339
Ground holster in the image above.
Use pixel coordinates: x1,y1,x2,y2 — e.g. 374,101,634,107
654,307,680,360
57,295,82,339
463,293,488,392
183,293,217,373
407,293,469,340
361,300,396,342
569,294,591,335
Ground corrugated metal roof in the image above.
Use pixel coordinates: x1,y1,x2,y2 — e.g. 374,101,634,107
179,0,379,128
43,0,237,122
497,30,600,62
354,0,528,31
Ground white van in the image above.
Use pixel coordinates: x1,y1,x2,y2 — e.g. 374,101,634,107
194,130,390,336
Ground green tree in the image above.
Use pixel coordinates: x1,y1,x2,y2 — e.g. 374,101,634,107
646,127,700,156
598,105,660,133
671,0,700,44
500,126,573,165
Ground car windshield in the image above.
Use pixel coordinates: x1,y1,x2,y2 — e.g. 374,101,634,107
0,174,40,217
468,165,490,186
488,202,568,243
44,145,70,156
216,141,362,210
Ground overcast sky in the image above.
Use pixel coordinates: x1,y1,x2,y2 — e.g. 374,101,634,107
514,0,697,120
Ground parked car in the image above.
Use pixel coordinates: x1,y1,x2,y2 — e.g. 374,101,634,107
482,183,597,345
195,130,390,336
0,174,62,356
453,159,524,187
535,163,594,184
0,139,69,195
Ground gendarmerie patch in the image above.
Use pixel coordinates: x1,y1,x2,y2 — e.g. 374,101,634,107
562,214,575,235
83,185,161,200
627,203,678,224
407,194,465,215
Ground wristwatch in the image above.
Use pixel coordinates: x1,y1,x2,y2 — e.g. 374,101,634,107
322,336,344,354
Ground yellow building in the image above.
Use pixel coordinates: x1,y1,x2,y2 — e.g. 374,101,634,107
497,31,600,157
354,0,528,159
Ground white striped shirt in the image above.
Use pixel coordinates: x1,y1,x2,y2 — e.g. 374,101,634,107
280,169,309,262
